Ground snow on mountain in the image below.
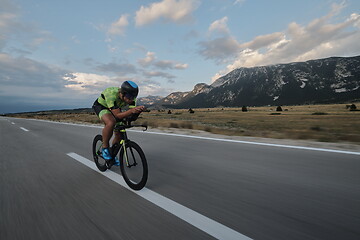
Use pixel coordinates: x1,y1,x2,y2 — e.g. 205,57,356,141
152,55,360,108
137,96,163,106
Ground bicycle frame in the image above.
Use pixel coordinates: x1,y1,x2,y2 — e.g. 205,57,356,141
92,120,148,190
113,123,147,167
118,129,131,167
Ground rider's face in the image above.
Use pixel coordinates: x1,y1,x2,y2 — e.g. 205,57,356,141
122,93,134,104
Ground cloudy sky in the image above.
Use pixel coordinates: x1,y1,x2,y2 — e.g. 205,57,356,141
1,0,359,113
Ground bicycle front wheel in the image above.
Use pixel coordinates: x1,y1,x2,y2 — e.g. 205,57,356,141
119,141,148,190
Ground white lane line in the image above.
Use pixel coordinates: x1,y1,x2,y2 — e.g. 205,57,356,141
66,152,252,240
11,122,15,125
13,117,360,156
20,127,29,132
131,130,360,156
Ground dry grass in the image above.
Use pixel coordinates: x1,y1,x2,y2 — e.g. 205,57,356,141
8,103,360,144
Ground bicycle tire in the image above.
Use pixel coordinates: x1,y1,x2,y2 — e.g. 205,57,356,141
92,134,108,172
119,141,148,190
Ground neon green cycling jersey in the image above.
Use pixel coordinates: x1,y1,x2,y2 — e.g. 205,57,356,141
97,87,137,109
96,87,136,119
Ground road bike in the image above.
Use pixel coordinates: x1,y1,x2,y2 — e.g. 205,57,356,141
92,119,148,190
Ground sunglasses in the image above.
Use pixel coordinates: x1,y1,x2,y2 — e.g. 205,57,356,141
124,93,135,100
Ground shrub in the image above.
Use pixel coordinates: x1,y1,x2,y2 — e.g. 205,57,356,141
312,112,328,115
204,126,212,132
242,106,248,112
180,122,193,129
350,104,357,111
169,122,179,128
310,126,322,131
276,106,283,111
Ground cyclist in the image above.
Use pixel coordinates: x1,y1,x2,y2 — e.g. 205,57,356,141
92,81,145,165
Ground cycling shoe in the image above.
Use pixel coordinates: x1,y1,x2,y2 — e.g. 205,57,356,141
114,156,120,166
102,148,112,160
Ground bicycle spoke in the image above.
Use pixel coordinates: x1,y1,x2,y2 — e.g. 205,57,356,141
129,147,138,166
96,143,103,156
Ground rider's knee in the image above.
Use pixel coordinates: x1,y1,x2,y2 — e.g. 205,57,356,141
104,118,116,128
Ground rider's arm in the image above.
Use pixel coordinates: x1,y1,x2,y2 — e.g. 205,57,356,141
111,106,145,119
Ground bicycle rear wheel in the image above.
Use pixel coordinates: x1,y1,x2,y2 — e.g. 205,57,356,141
92,135,107,172
119,141,148,190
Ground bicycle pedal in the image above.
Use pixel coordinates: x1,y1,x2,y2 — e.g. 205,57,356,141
105,159,114,168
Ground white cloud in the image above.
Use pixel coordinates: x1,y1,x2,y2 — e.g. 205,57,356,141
0,0,52,51
240,32,284,50
0,53,98,111
0,53,66,88
233,0,246,5
143,71,176,80
0,12,17,29
199,16,241,63
198,37,241,62
95,62,138,75
154,60,188,70
138,51,188,70
209,4,360,82
209,17,230,35
174,63,188,69
64,72,172,97
63,72,118,93
108,14,129,36
0,53,130,105
139,80,173,96
138,51,156,67
0,51,170,108
352,13,360,28
0,1,22,49
135,0,200,26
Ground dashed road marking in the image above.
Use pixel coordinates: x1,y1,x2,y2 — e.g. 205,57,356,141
67,152,252,240
20,127,29,132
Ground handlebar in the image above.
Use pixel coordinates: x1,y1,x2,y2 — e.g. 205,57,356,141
114,118,148,131
109,107,148,131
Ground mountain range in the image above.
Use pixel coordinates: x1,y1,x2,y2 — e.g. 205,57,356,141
143,55,360,108
136,95,163,106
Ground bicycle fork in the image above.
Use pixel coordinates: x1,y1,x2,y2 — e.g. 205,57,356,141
121,140,138,168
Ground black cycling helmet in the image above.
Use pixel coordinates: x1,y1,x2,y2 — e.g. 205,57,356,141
120,81,139,99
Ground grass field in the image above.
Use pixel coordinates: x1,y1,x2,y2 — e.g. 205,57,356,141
7,103,360,144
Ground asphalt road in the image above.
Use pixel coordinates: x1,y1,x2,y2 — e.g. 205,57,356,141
1,117,359,240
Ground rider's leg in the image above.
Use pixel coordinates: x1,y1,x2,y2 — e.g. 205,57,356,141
112,130,122,145
111,128,122,166
101,113,116,149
